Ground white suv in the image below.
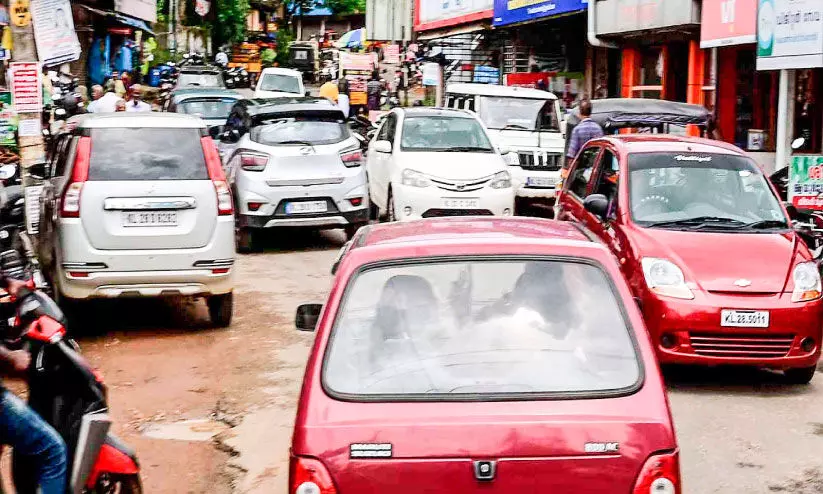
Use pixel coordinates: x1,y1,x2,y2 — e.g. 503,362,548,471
38,113,236,327
218,98,369,251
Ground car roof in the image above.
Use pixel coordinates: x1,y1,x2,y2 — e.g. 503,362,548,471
398,107,476,119
447,83,558,100
242,97,336,116
355,217,591,250
260,67,303,77
76,112,207,129
178,65,221,73
172,88,243,101
596,134,745,156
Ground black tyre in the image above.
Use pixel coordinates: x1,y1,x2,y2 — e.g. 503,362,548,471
94,473,143,494
785,366,817,384
208,292,233,328
236,227,260,253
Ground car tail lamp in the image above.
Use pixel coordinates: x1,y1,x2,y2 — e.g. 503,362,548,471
290,457,337,494
61,136,92,218
792,261,822,302
633,451,680,494
201,137,233,216
247,202,263,212
239,151,269,171
340,149,363,168
347,197,363,207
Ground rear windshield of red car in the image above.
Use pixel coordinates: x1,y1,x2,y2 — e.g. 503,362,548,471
322,258,642,400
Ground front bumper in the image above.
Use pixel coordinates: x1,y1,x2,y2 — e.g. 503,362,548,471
641,289,823,369
238,206,369,229
392,183,515,221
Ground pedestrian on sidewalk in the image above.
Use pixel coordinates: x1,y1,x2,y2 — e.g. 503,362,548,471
565,99,603,168
366,71,382,111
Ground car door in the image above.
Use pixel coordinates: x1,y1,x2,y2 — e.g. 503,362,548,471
367,113,397,210
555,145,601,224
580,147,630,259
39,134,75,269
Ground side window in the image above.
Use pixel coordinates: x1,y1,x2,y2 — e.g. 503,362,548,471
382,114,398,143
51,136,70,178
539,102,559,131
591,150,620,217
377,114,394,141
568,147,600,198
56,137,78,179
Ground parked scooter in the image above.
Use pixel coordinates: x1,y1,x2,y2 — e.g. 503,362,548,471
0,277,142,493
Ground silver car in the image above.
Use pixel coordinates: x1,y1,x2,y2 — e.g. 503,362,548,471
218,99,369,251
38,113,236,327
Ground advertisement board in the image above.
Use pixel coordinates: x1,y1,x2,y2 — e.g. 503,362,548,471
789,155,823,209
367,0,413,40
9,62,42,113
595,0,700,35
493,0,587,27
756,0,823,70
415,0,493,31
340,53,375,106
114,0,156,23
31,0,81,67
700,0,757,48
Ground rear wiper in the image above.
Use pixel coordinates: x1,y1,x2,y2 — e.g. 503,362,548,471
740,219,789,230
644,216,746,229
441,146,493,152
500,124,529,130
276,140,314,146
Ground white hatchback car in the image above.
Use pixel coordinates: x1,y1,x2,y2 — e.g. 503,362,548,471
38,113,236,326
366,108,515,221
254,67,306,98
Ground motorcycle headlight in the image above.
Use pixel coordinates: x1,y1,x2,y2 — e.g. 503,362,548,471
401,169,431,188
489,171,512,189
792,261,822,302
641,257,694,300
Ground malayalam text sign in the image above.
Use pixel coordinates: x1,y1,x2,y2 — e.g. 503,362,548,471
10,62,42,113
789,155,823,210
757,0,823,70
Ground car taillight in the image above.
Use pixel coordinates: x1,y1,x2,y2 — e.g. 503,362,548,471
201,137,233,216
61,136,91,218
239,151,269,171
340,149,363,168
633,451,680,494
290,457,337,494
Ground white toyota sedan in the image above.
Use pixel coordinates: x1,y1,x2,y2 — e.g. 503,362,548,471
366,108,515,221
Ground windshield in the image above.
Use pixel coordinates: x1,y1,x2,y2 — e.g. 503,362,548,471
400,116,494,152
478,96,559,131
259,74,302,93
250,117,349,145
324,259,640,398
629,153,787,229
177,98,237,119
176,72,224,88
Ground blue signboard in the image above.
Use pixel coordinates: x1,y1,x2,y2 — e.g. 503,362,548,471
493,0,587,27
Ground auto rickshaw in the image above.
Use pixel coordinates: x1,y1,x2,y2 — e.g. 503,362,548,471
289,41,319,83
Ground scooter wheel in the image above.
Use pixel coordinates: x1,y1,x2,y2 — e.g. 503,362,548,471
95,474,142,494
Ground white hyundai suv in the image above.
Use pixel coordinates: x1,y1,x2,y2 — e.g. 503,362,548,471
366,107,514,221
218,98,369,251
38,113,236,327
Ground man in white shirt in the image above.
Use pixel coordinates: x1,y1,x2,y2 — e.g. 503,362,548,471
88,85,119,113
126,85,152,113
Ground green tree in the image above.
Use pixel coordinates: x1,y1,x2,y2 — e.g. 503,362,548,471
214,0,251,47
325,0,366,15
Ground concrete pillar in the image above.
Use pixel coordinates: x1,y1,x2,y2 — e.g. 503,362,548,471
775,69,795,171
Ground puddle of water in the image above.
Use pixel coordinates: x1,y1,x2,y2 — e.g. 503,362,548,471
142,418,230,442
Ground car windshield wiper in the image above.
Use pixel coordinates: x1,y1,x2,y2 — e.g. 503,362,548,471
739,219,789,230
644,216,746,229
500,124,530,131
440,146,494,153
276,140,314,146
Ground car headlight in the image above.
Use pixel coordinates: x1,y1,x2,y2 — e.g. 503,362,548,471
401,169,431,188
489,171,512,189
792,261,822,302
641,257,694,300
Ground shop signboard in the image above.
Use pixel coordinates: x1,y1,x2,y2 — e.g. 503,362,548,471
415,0,494,31
756,0,823,70
0,110,17,147
31,0,81,67
700,0,758,47
789,154,823,209
595,0,700,35
114,0,156,24
9,62,42,113
340,52,374,106
493,0,587,27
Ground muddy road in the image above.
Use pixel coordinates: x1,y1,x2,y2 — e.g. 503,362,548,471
40,229,823,493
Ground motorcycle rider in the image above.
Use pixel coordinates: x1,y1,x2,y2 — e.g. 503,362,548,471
0,275,67,494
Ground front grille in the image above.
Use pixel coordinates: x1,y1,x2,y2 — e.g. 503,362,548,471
422,209,494,218
429,177,490,193
689,332,795,359
517,152,563,171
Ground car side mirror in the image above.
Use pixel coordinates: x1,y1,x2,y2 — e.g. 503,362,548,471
26,162,45,180
583,193,609,219
295,304,322,332
373,140,392,154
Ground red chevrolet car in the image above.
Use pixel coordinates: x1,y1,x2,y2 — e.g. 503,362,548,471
291,217,679,493
556,135,823,383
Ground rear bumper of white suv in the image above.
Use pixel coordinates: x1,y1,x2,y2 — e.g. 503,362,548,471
56,217,235,300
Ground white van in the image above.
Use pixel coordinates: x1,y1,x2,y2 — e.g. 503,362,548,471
254,67,306,99
445,83,564,209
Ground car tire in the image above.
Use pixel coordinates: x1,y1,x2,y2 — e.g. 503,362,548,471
345,223,366,240
208,293,233,328
387,190,397,222
369,200,380,221
785,366,817,384
236,228,260,253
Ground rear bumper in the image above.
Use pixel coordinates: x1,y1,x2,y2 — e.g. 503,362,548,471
239,207,369,229
59,269,234,299
509,166,561,199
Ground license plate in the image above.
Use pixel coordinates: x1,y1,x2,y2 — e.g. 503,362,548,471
526,176,557,187
442,198,479,209
721,310,770,328
285,201,328,214
122,211,178,227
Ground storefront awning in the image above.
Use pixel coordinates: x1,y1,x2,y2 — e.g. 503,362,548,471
416,21,492,41
80,5,155,35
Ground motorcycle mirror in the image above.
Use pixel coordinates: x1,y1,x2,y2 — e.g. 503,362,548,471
792,137,806,150
295,304,322,331
0,164,17,180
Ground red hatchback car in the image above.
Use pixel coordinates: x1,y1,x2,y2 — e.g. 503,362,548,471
556,135,823,383
291,217,679,494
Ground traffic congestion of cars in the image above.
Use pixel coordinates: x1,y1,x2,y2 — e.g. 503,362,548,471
31,69,822,493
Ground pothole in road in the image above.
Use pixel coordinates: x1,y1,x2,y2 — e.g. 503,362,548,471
141,418,231,442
